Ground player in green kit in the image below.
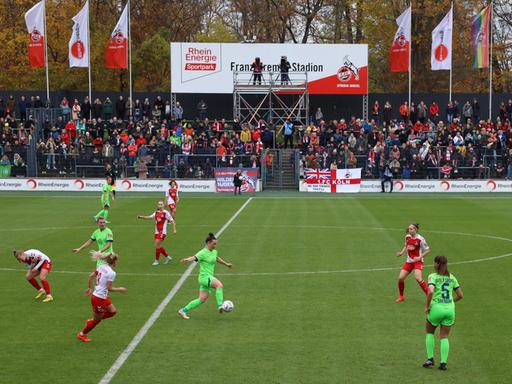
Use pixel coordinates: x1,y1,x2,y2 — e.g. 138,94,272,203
94,176,115,222
72,217,114,268
423,255,464,371
178,232,233,320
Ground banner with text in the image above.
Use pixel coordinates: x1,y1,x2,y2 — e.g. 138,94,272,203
0,178,216,192
214,168,258,193
303,168,362,193
171,42,368,95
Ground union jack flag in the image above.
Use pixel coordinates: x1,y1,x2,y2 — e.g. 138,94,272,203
305,168,331,180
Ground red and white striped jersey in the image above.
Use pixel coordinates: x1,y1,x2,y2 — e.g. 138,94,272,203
405,234,429,263
150,210,173,235
24,249,51,270
165,187,179,206
93,264,116,299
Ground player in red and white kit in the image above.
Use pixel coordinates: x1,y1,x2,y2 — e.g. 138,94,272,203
137,201,177,266
165,179,180,219
395,223,431,302
77,252,127,343
13,249,54,302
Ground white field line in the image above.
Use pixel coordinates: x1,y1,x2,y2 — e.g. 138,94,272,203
97,197,253,384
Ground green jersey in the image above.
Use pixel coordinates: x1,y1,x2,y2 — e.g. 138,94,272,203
195,247,217,279
102,183,112,205
91,228,114,267
428,273,460,308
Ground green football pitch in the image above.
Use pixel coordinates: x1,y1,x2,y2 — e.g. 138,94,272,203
1,192,511,384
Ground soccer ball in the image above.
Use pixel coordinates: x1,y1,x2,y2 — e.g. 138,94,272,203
222,300,234,312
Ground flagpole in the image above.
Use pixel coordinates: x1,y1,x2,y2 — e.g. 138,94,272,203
489,0,493,121
43,0,50,104
86,0,92,119
408,1,412,108
128,0,133,117
449,3,453,104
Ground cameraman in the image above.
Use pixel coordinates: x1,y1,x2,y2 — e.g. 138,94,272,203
280,56,291,85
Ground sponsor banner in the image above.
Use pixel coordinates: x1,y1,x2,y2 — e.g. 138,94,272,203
303,168,362,193
301,179,512,193
171,42,368,95
0,178,216,192
361,180,512,193
214,168,259,193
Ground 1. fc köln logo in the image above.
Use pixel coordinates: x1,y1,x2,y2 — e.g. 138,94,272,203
71,40,85,59
30,28,42,43
337,55,360,82
112,29,125,44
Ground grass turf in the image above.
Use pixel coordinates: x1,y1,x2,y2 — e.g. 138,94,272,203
1,193,511,384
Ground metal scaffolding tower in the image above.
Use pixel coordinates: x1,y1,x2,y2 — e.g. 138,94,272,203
233,71,309,127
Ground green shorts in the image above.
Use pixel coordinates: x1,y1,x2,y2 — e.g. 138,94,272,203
101,198,110,208
199,275,215,293
427,305,455,327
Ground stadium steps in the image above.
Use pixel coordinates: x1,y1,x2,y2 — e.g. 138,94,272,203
264,149,298,191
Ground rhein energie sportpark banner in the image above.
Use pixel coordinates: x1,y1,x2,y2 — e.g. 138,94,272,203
303,168,362,193
171,43,368,95
214,168,258,193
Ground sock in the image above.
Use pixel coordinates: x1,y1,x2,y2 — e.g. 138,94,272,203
418,280,428,295
103,210,109,220
41,280,51,295
183,298,202,313
398,281,405,296
102,311,116,320
440,338,450,363
160,247,169,257
28,278,41,290
418,280,429,294
94,209,104,220
426,333,435,359
216,287,224,307
155,248,161,261
81,319,100,335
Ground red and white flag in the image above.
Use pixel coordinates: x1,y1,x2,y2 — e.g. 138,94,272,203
431,6,453,71
69,1,89,67
105,4,128,68
304,168,362,193
25,1,46,67
390,6,411,73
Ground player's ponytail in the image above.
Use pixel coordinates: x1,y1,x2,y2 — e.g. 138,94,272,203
412,223,420,231
434,255,449,276
90,251,119,265
205,232,216,244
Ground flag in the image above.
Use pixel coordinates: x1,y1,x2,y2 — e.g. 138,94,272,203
69,1,89,67
25,1,45,67
471,5,491,69
303,168,362,193
431,7,453,71
390,6,411,73
105,4,128,68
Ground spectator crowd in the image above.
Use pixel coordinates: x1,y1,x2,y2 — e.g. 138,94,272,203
1,93,512,181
